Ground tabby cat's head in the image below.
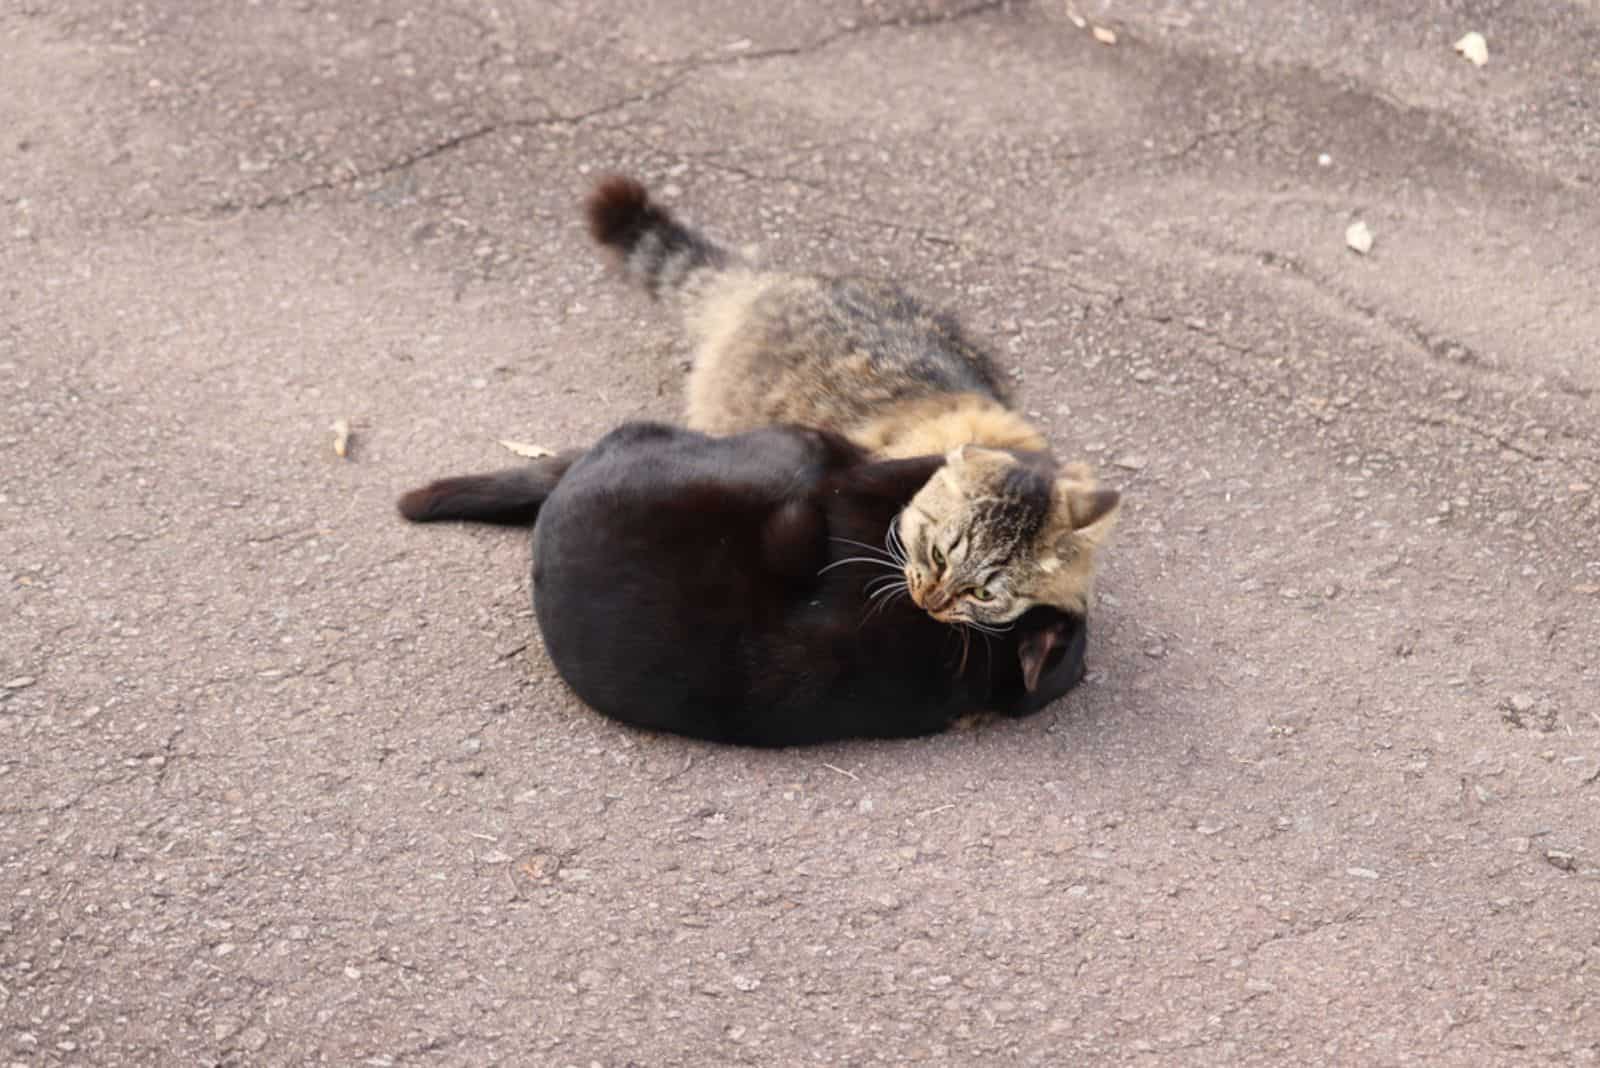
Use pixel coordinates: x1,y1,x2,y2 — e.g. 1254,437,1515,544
897,446,1120,626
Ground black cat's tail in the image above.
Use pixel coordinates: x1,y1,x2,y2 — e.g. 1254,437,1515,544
397,454,579,526
585,175,734,299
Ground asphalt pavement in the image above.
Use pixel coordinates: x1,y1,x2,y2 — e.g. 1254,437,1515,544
3,1,1597,1064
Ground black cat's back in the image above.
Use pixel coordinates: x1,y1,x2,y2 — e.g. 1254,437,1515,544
529,424,838,740
528,425,1083,745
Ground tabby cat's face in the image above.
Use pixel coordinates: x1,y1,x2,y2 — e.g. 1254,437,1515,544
897,447,1119,626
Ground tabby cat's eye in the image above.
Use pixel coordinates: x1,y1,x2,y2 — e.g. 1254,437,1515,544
970,587,994,602
930,545,946,568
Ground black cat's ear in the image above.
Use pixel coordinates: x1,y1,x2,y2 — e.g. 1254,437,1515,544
1017,622,1065,693
761,499,827,581
833,455,947,501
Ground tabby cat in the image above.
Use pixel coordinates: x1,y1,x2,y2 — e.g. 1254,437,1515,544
585,176,1120,625
399,422,1087,746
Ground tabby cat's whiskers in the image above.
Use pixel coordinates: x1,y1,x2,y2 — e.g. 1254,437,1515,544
818,555,902,576
830,536,896,556
861,579,910,624
866,574,907,597
885,516,909,566
820,536,903,578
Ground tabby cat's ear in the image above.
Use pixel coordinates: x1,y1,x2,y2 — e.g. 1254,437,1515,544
1054,478,1121,547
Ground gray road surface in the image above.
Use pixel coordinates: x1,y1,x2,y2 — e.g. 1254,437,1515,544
3,1,1598,1064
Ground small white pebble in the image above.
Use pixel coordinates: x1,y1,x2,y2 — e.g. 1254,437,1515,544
1345,221,1374,255
1453,31,1488,67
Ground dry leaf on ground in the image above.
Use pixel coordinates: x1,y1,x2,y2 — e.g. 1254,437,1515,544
498,439,555,458
330,418,351,459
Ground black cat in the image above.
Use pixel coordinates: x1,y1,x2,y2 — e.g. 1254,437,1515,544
398,423,1088,746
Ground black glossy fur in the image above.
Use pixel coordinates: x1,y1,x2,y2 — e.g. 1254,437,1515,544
399,423,1087,746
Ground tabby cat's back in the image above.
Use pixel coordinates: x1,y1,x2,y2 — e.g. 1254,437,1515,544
585,176,1043,453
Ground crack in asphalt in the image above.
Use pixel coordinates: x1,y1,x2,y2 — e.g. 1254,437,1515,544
214,94,664,216
183,1,1013,220
174,76,688,221
1158,233,1600,472
389,1032,466,1065
1198,238,1504,378
1144,122,1267,168
1244,904,1368,955
1409,411,1552,463
1087,296,1600,491
658,0,1012,69
150,726,183,791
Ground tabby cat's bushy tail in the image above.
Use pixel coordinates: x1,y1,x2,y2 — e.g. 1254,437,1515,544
397,454,578,526
585,175,732,298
